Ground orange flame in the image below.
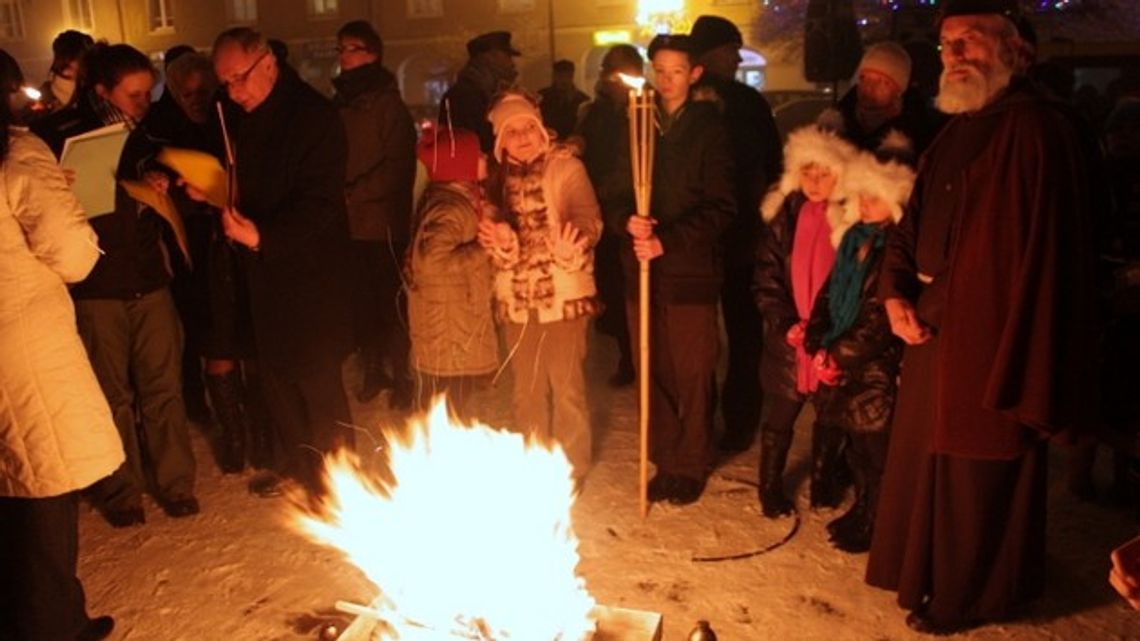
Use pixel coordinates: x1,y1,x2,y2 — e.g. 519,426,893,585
293,399,596,640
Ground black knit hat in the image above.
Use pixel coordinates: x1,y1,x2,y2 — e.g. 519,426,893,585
467,31,521,57
689,15,743,59
939,0,1022,22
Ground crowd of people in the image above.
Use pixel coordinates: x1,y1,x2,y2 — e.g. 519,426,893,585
1,0,1138,639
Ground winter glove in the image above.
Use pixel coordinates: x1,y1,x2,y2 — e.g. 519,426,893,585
813,351,845,387
785,320,807,348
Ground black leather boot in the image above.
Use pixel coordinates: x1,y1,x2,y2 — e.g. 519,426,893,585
242,366,276,470
758,427,795,518
205,370,247,474
810,422,849,510
828,432,886,553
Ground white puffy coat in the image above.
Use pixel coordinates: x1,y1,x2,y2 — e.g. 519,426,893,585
0,128,124,498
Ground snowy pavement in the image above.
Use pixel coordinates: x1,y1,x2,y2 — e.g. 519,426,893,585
75,337,1138,641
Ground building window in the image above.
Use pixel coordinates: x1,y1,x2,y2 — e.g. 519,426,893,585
64,0,95,32
498,0,535,12
407,0,442,18
149,0,175,32
307,0,339,18
227,0,257,23
0,0,25,41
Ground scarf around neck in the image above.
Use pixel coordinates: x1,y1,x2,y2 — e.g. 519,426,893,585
791,198,837,394
822,222,887,348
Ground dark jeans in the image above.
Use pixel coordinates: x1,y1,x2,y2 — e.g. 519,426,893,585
0,493,92,641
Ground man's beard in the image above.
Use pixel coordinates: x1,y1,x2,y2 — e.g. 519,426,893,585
935,59,1013,114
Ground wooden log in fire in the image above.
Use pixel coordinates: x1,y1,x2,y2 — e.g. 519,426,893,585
335,604,663,641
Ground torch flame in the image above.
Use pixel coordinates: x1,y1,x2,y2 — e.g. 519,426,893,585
294,399,596,640
618,73,646,92
21,86,41,101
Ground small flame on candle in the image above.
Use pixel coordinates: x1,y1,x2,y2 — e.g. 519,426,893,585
618,73,646,92
21,86,41,101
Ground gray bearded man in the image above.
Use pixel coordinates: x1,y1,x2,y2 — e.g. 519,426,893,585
864,0,1099,634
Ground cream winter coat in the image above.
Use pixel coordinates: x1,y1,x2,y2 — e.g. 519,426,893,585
0,128,124,498
489,152,602,325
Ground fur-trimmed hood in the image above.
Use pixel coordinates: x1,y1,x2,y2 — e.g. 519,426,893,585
776,124,859,197
760,189,851,249
842,132,916,225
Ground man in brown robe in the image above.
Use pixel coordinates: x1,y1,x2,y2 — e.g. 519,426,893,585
865,0,1099,633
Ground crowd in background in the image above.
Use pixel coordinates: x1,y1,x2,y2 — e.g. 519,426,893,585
1,0,1140,639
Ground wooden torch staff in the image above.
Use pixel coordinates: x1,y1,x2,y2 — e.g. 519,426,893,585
623,75,655,518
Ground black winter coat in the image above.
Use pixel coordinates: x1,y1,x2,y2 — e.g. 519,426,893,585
832,87,945,159
617,100,736,305
754,191,810,402
32,97,173,300
333,63,417,243
804,241,902,433
228,67,354,373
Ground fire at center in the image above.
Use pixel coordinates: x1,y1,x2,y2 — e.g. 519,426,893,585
292,400,662,641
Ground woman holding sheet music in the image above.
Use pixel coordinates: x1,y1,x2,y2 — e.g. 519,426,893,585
31,43,199,528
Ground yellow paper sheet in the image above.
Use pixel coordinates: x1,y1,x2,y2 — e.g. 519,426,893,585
157,146,228,209
120,179,192,267
60,123,130,218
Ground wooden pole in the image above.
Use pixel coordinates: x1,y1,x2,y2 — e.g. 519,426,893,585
627,86,654,519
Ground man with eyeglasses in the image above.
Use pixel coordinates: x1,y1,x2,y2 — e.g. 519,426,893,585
332,20,417,409
206,27,354,500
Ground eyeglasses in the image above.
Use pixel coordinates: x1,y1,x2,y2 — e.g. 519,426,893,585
335,44,368,55
221,49,269,89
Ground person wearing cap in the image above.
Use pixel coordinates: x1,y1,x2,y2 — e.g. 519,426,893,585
688,15,782,454
819,41,941,159
440,31,520,153
478,91,602,482
538,59,588,141
332,20,418,409
575,44,645,388
620,35,736,505
865,1,1099,633
406,128,496,420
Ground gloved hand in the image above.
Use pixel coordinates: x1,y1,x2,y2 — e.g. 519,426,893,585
785,320,807,348
813,351,845,386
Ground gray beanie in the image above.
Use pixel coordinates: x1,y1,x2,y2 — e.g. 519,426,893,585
857,42,912,92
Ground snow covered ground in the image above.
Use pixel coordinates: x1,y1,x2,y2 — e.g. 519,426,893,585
75,336,1138,641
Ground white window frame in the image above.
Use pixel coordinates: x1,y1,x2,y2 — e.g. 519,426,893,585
307,0,339,19
226,0,258,24
63,0,96,32
149,0,175,33
407,0,443,19
0,0,26,42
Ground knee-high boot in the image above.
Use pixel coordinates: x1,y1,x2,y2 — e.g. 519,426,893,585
810,422,850,509
241,365,276,471
758,426,796,518
828,431,888,553
205,370,247,474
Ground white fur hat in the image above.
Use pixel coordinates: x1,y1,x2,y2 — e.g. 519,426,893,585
842,145,916,225
487,91,551,162
776,124,859,197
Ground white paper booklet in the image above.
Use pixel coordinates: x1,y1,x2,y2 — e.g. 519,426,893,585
60,122,129,219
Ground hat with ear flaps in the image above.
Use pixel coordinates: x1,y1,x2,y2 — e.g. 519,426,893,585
761,125,859,230
487,90,551,163
840,129,916,234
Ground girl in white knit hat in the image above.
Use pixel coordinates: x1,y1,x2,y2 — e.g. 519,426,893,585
477,90,603,483
754,124,858,518
802,133,916,552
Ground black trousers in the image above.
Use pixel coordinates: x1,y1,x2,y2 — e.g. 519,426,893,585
0,493,91,641
720,261,763,443
628,301,719,479
259,356,353,493
350,239,410,382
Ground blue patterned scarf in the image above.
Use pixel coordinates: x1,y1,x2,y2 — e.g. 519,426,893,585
822,222,887,348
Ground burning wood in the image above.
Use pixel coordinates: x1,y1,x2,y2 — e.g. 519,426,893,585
293,400,603,640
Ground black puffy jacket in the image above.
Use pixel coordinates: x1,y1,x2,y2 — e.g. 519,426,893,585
753,191,808,402
804,240,902,433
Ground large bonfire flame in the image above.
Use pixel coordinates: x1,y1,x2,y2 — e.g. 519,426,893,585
293,400,597,640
